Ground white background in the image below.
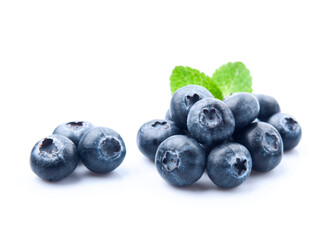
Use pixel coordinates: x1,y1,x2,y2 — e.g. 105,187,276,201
0,1,335,239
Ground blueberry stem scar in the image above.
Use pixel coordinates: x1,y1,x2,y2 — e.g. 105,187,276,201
233,158,247,175
67,121,84,129
162,151,180,171
39,138,58,154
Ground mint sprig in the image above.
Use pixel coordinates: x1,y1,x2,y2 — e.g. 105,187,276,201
170,62,252,99
212,62,252,97
170,66,223,100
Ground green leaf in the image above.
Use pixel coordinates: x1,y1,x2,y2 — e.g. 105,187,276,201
170,66,223,100
212,62,252,97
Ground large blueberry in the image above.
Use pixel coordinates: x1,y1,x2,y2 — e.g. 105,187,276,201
78,127,126,173
30,134,79,181
53,121,94,146
237,122,283,172
224,92,260,130
268,113,302,151
137,119,183,160
155,135,206,187
254,94,281,121
187,98,235,146
207,142,252,188
170,85,214,129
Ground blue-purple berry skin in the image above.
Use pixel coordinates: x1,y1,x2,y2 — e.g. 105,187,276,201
170,85,214,129
187,98,235,147
165,110,173,121
155,135,206,187
237,122,283,172
254,94,281,121
224,92,260,130
207,142,252,188
268,113,302,151
137,119,183,160
30,134,79,181
78,127,126,174
53,121,94,146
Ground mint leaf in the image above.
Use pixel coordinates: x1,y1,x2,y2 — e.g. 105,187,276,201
212,62,252,97
170,66,223,100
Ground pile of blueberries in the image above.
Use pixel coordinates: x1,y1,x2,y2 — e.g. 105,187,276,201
137,85,302,188
30,121,126,181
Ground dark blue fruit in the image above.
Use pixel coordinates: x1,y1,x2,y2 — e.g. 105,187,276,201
53,121,94,146
237,122,283,172
155,135,206,187
267,113,302,151
207,142,252,188
78,127,126,173
30,134,79,181
224,92,260,130
137,119,183,160
170,85,214,129
187,98,235,146
254,94,281,121
165,110,173,121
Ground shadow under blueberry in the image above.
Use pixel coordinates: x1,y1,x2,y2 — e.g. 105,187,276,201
171,181,216,192
39,170,82,186
144,155,155,164
168,173,244,193
83,170,123,180
243,163,287,188
38,162,123,186
167,163,289,193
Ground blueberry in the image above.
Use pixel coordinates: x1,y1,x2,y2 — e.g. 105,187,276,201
237,122,283,172
224,92,260,130
53,121,94,146
254,94,281,121
267,113,302,151
170,85,214,129
155,135,206,187
78,127,126,173
30,134,79,181
137,119,183,160
187,98,235,146
165,109,173,121
207,142,252,188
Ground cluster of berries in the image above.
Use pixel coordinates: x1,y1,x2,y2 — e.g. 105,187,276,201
137,85,301,188
30,121,126,181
